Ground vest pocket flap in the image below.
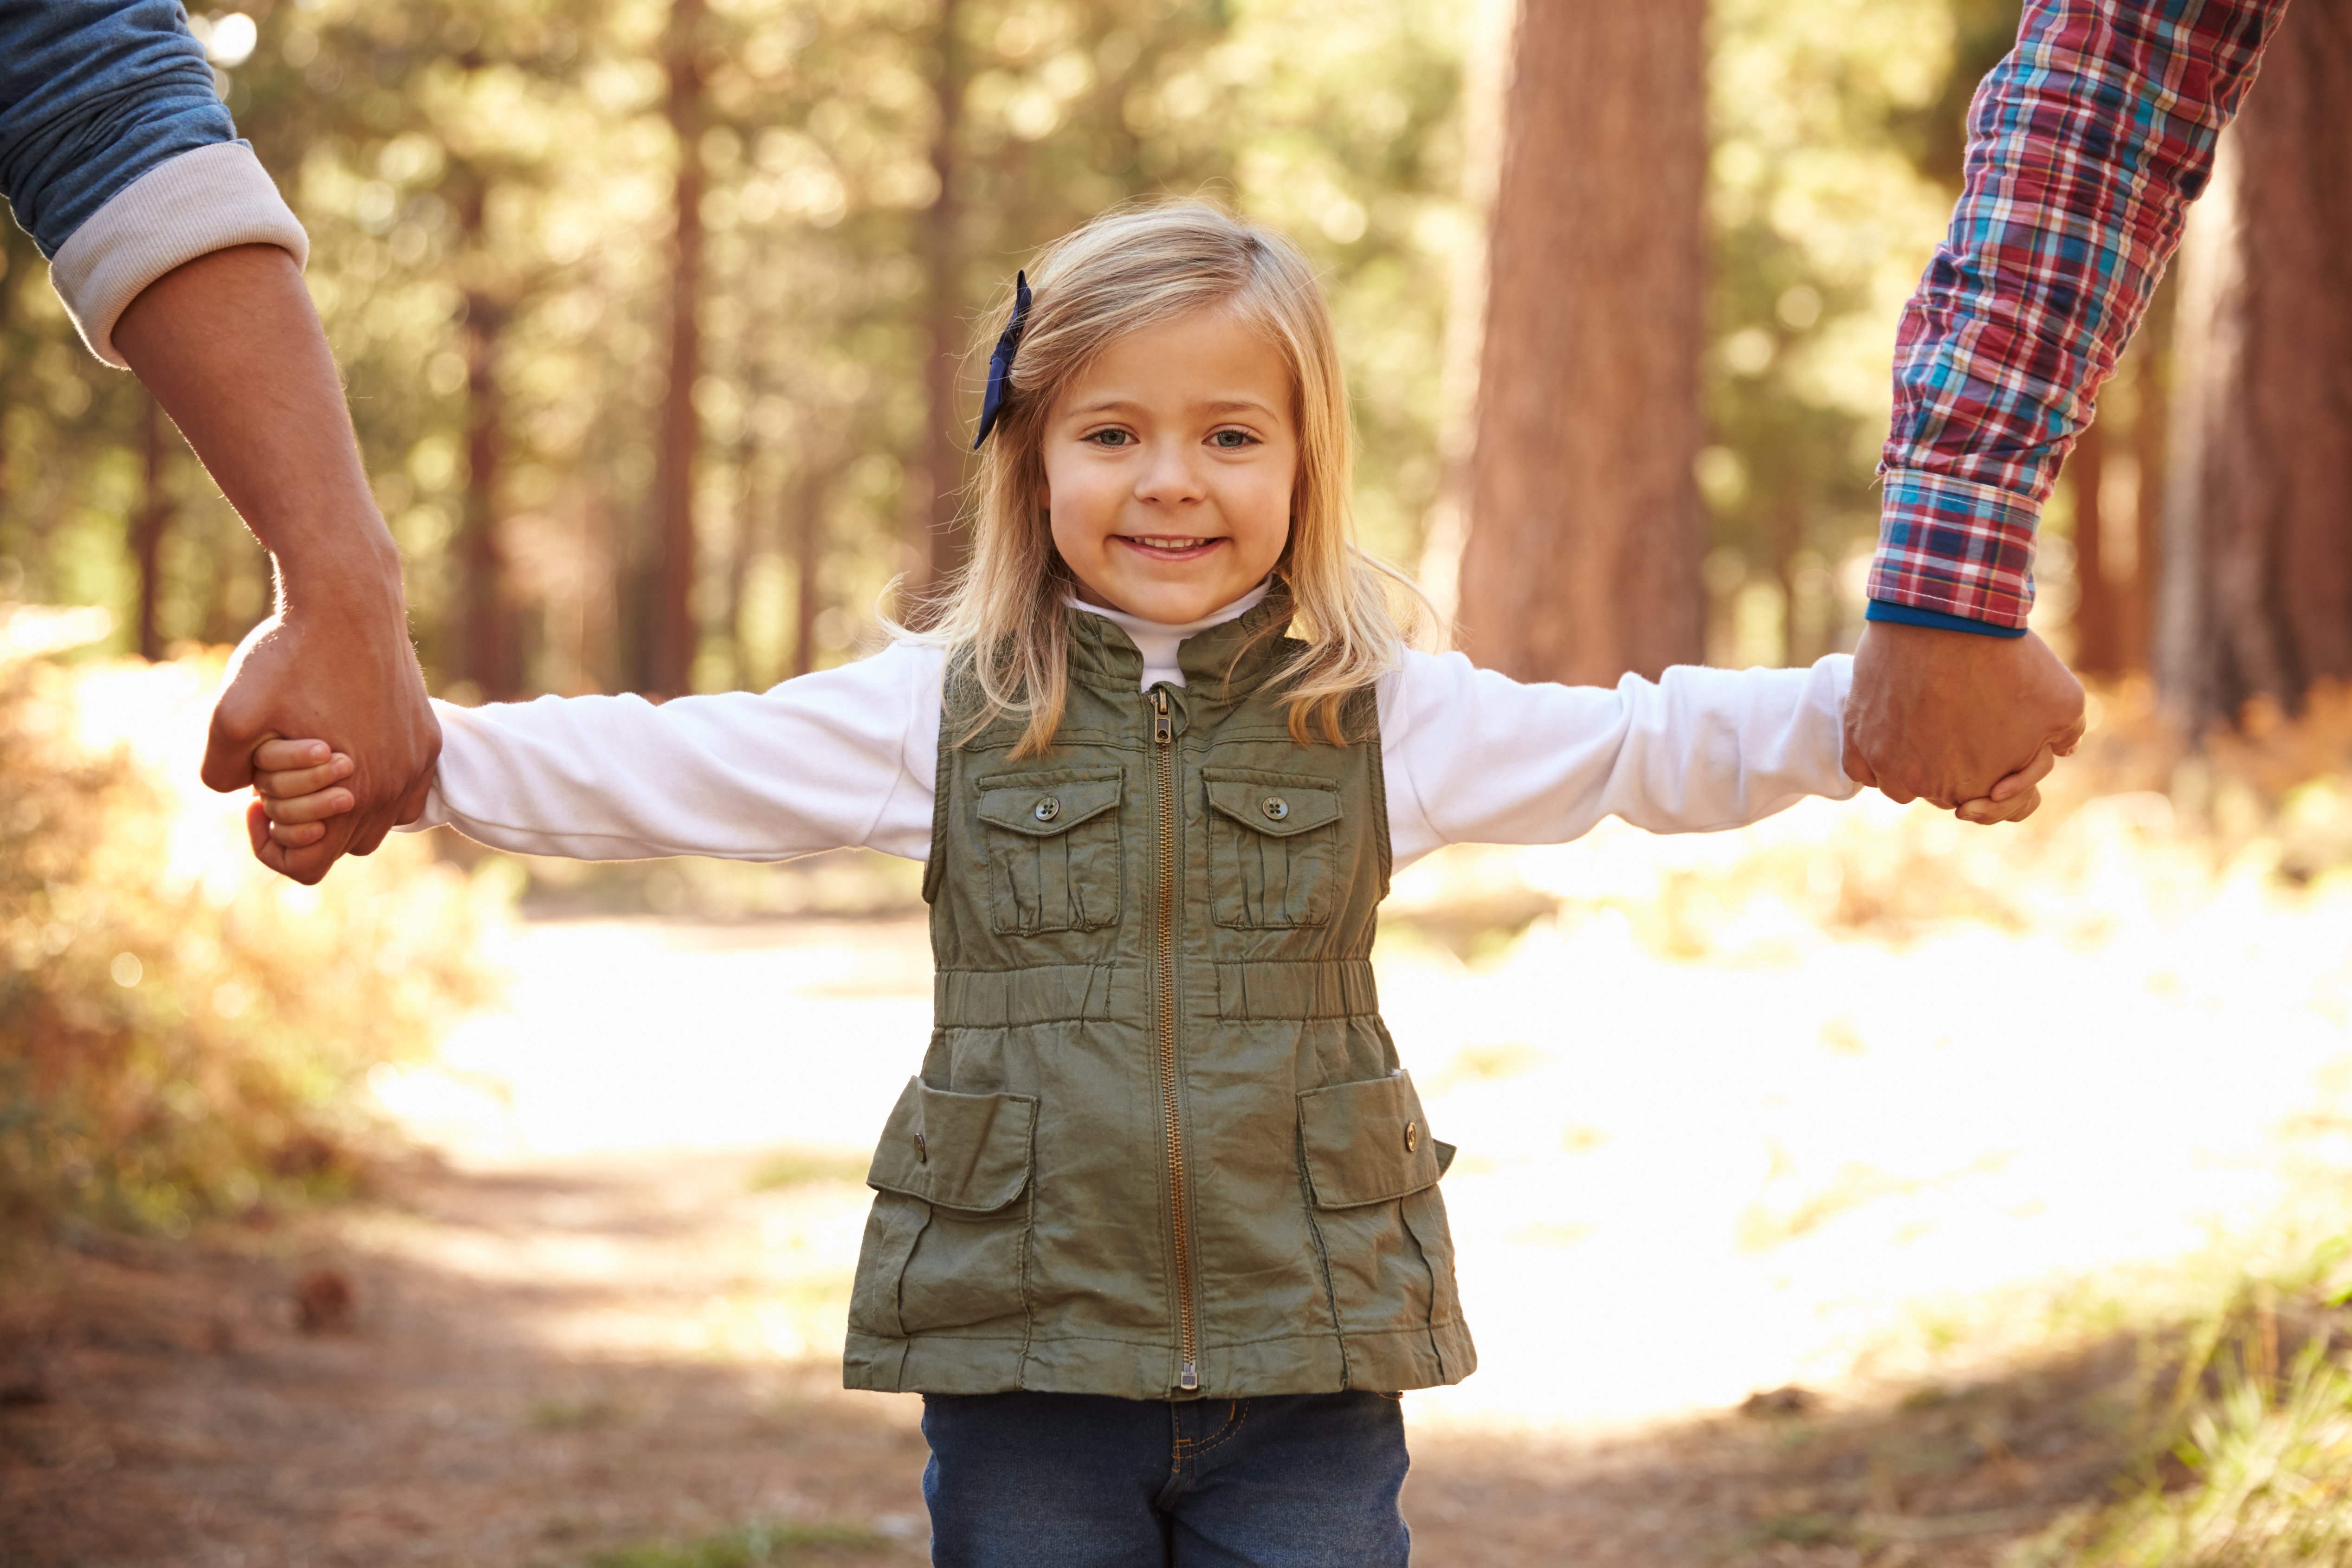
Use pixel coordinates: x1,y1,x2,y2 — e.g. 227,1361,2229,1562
866,1077,1037,1213
1298,1071,1443,1208
976,773,1122,838
1204,774,1342,838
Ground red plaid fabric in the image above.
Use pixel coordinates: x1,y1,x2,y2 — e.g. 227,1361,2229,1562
1870,0,2289,628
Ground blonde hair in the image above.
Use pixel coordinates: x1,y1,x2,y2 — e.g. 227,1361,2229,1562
909,198,1431,758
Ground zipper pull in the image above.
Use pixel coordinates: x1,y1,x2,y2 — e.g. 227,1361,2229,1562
1179,1361,1199,1391
1150,687,1173,747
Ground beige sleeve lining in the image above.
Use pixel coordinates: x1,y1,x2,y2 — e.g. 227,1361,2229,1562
49,142,310,367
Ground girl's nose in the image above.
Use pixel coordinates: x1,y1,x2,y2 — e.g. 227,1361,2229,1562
1133,439,1207,506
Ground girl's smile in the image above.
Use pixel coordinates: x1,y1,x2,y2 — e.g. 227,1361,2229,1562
1117,534,1225,561
1042,306,1297,625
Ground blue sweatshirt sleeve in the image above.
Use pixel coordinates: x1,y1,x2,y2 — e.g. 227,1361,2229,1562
0,0,240,258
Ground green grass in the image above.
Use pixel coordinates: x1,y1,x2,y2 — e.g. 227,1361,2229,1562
526,1392,626,1431
589,1520,892,1568
748,1149,871,1193
1751,1511,1848,1546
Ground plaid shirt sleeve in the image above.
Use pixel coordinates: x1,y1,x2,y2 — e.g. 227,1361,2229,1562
1870,0,2289,631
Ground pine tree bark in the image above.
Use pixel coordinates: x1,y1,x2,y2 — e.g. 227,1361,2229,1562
1454,0,1708,684
2068,419,2117,675
2158,1,2352,724
2125,302,2171,675
455,173,518,700
650,0,707,695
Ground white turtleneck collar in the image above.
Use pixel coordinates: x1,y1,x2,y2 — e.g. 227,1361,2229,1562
1068,580,1273,692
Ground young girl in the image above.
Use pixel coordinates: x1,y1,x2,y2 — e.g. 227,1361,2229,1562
252,201,2047,1567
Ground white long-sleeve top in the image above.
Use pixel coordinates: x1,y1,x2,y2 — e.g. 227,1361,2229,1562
414,597,1859,873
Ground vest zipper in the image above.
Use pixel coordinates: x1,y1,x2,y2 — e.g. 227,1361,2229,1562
1150,685,1199,1392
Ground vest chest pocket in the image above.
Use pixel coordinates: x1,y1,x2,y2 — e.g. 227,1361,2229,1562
975,769,1123,936
1203,770,1343,929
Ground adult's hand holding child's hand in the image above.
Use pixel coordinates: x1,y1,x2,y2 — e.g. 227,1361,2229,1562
205,598,439,882
1843,620,2085,819
1952,742,2059,826
248,736,363,853
113,245,440,886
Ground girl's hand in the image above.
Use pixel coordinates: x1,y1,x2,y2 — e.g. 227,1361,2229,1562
1954,743,2057,826
247,737,358,851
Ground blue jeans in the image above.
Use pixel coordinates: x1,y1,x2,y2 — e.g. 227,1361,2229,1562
920,1390,1412,1568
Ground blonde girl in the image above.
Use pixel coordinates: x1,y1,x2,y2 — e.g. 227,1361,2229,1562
253,200,2038,1567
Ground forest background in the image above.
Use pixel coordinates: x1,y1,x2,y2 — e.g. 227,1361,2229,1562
13,3,2352,1560
0,0,2075,702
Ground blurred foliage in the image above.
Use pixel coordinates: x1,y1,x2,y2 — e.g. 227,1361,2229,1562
1701,0,2017,666
0,635,500,1233
2036,1240,2352,1567
0,0,2019,685
0,0,1474,693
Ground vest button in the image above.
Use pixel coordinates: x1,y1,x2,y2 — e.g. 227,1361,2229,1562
1261,796,1289,821
1033,796,1060,822
913,1132,928,1162
1403,1121,1420,1154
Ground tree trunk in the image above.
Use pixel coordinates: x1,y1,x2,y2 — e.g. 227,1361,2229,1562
2125,302,2170,675
2068,419,2116,675
650,0,707,695
1454,0,1708,684
725,414,761,689
2158,1,2352,724
455,176,519,699
131,393,172,661
908,0,968,615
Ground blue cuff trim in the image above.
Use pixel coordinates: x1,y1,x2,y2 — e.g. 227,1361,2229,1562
1865,600,2029,639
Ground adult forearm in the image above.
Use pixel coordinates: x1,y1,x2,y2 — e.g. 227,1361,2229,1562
113,242,438,883
1869,0,2289,629
112,242,396,593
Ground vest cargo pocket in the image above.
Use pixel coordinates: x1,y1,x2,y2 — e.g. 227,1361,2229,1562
1203,769,1342,928
850,1078,1037,1338
1297,1071,1461,1347
975,769,1124,936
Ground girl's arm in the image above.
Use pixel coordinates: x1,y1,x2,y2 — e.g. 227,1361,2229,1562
256,642,945,863
1378,652,1861,866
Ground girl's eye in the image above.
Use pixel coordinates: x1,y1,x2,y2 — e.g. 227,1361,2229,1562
1210,429,1257,450
1085,429,1133,448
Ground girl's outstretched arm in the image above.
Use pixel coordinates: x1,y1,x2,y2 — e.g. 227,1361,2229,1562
1378,652,1863,868
259,643,947,865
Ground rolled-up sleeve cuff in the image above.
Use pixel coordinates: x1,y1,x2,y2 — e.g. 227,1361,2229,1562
1864,469,2040,631
47,142,309,368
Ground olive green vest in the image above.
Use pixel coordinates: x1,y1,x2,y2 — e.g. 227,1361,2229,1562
842,596,1475,1400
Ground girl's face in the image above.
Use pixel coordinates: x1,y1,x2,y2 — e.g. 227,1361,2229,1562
1041,306,1297,625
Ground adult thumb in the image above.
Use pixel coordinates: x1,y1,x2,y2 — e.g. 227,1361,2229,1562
202,699,269,793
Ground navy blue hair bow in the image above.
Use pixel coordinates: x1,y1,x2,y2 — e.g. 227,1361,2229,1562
972,271,1031,450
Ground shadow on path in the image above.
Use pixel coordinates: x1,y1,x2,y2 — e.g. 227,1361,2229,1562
2,1153,2152,1568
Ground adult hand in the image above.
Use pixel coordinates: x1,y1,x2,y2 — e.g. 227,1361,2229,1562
114,244,439,884
208,577,439,883
1842,620,2085,812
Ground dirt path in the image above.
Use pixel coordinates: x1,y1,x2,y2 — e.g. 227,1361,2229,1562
9,893,2274,1567
2,1142,2142,1568
2,1151,930,1568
